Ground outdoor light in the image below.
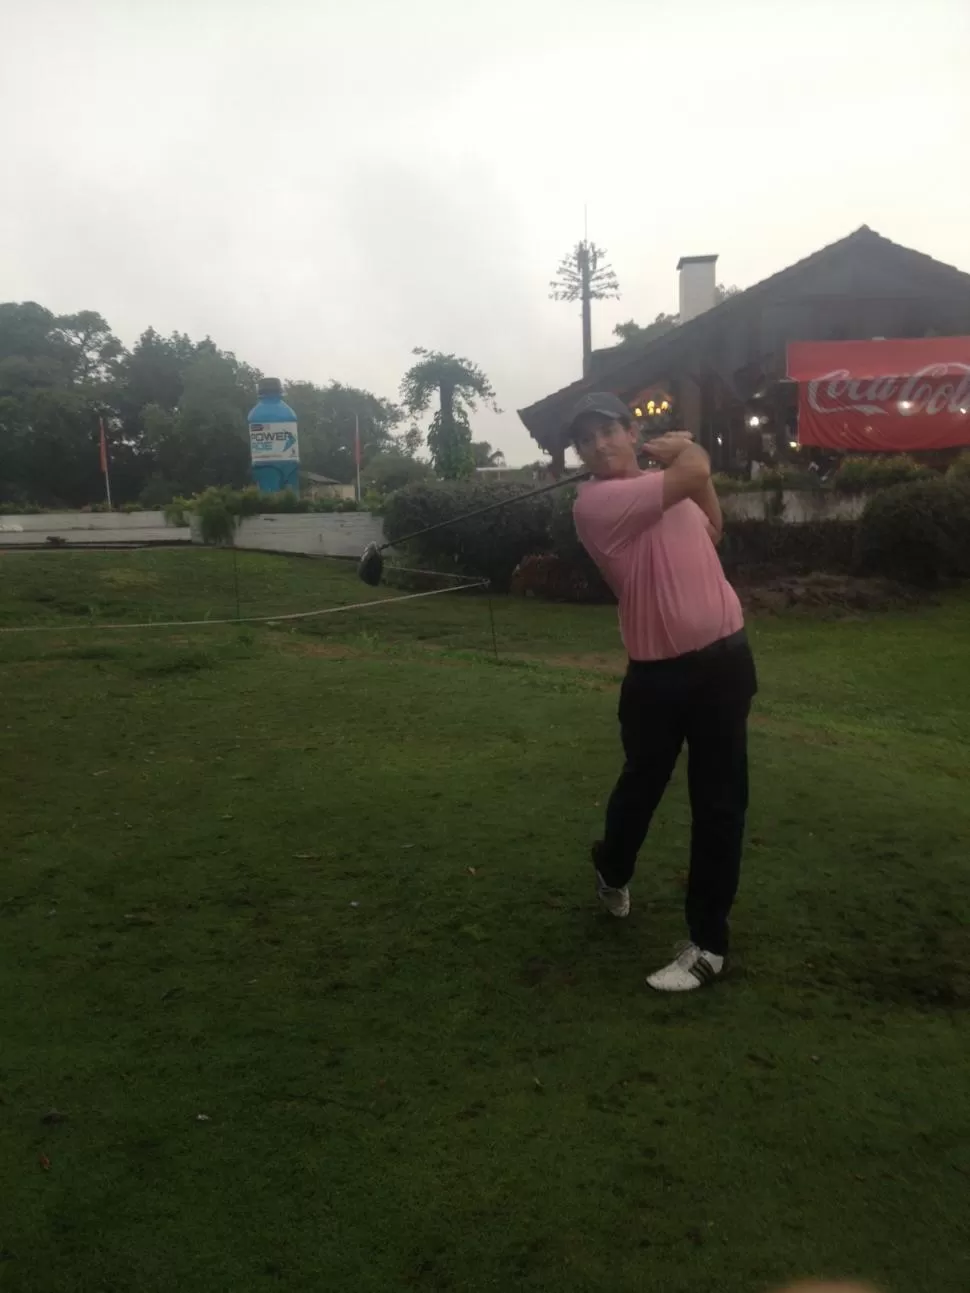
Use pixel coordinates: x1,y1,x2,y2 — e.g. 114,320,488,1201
716,436,723,445
898,400,913,411
748,415,762,428
660,401,669,411
789,440,798,449
634,407,643,417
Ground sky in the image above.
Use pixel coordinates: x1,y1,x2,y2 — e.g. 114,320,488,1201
3,0,969,465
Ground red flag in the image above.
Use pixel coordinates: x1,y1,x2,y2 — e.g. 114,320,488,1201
99,418,109,474
354,416,361,467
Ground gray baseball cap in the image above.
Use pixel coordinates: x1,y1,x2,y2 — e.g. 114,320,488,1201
563,391,633,439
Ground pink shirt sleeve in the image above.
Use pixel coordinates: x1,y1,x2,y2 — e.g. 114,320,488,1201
574,473,665,557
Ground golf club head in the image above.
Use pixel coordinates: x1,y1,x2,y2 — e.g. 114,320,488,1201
358,543,384,587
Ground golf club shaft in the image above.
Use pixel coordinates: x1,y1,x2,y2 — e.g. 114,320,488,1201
383,470,590,551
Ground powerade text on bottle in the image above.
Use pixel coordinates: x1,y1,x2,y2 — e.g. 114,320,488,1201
248,377,300,493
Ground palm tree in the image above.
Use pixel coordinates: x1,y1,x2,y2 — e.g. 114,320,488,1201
549,241,620,379
400,348,498,480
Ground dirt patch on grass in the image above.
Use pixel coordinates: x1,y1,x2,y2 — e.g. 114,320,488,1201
541,652,625,674
736,572,930,616
99,569,160,589
284,637,618,687
288,642,363,660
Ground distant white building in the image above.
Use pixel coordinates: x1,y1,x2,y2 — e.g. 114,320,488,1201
303,472,355,502
475,465,546,484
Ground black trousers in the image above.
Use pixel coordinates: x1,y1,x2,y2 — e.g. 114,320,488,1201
596,630,757,957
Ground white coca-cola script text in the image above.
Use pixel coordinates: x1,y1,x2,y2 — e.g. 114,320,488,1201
807,364,970,417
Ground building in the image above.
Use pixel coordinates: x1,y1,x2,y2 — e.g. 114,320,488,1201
303,472,356,502
517,227,970,472
474,465,549,485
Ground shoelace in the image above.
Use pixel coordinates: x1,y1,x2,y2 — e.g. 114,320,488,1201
596,873,626,896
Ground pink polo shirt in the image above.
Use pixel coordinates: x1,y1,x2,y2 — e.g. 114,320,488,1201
573,471,743,662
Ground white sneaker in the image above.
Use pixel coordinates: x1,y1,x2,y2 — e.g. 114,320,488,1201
647,943,724,992
595,870,631,919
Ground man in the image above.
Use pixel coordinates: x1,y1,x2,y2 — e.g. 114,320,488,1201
566,392,757,992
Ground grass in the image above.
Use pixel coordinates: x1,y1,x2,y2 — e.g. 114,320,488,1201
1,549,969,1293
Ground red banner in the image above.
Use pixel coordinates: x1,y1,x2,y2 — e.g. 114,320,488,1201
788,338,970,451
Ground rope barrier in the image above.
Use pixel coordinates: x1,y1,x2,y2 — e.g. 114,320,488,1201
0,579,489,635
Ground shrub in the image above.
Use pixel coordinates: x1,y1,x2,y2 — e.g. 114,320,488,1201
510,553,613,603
0,501,44,515
832,454,934,494
756,466,823,492
711,472,749,495
382,480,553,590
168,486,362,542
947,450,970,482
164,498,190,528
719,520,857,576
855,478,970,585
192,487,238,546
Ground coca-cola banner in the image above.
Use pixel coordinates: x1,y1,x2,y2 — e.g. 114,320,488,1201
787,338,970,451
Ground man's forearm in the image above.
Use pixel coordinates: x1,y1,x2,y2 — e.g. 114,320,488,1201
694,477,723,542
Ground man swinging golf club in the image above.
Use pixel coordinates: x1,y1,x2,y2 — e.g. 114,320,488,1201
566,392,757,992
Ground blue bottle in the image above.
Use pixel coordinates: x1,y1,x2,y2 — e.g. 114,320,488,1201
248,377,300,493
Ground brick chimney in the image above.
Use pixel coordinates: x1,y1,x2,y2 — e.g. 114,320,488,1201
677,254,718,322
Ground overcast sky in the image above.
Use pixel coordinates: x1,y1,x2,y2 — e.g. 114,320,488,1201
3,0,968,463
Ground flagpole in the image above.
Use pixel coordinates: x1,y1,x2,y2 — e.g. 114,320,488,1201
99,417,113,511
355,414,362,503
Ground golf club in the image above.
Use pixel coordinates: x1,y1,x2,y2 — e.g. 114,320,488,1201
357,470,590,586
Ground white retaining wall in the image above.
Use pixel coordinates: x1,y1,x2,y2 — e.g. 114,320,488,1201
0,511,190,545
720,491,867,523
0,494,869,556
225,512,386,558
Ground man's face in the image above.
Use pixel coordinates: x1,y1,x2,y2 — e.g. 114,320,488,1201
572,416,639,478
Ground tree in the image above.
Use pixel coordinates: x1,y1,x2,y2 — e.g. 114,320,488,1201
471,441,505,468
400,424,424,458
136,356,250,498
116,328,200,425
400,348,498,480
123,335,261,500
0,297,409,506
610,285,742,350
285,381,403,483
0,389,106,507
0,303,126,505
361,450,433,497
0,302,71,394
54,311,124,386
549,241,620,379
613,313,678,346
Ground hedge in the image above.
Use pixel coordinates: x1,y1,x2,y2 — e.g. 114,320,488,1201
719,519,857,576
381,477,970,597
831,454,935,494
855,477,970,586
168,486,360,545
382,480,554,591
